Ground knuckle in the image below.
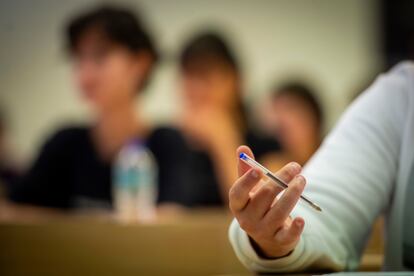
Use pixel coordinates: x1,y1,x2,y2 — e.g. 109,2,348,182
287,162,301,175
273,218,285,229
261,183,276,195
229,186,241,202
276,171,291,183
282,167,294,178
291,180,305,194
278,162,301,180
265,213,284,228
291,184,302,194
284,168,295,179
238,218,259,234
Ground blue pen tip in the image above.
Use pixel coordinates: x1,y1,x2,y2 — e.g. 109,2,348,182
239,153,247,159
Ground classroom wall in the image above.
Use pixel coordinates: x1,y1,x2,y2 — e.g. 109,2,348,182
0,0,382,161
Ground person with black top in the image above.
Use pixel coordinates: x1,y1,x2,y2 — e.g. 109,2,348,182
9,5,189,209
177,32,280,206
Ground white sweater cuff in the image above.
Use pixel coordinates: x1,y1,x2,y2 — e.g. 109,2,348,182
229,219,305,273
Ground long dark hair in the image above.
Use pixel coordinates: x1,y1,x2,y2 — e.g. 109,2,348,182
179,31,247,130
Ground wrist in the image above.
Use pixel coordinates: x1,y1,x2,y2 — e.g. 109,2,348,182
249,236,294,259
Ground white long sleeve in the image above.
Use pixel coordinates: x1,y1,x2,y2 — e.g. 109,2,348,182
229,62,412,273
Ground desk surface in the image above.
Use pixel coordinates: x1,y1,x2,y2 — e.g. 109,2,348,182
0,205,249,276
0,202,384,276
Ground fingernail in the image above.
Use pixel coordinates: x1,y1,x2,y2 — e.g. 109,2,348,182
250,169,259,179
289,162,301,174
296,219,304,228
295,175,306,186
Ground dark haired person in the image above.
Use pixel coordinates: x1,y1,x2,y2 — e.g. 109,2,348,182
177,32,280,206
9,5,188,209
260,82,323,168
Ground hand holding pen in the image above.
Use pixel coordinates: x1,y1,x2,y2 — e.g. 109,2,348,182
229,145,321,259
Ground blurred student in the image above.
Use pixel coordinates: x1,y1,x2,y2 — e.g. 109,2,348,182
9,5,188,209
0,111,20,193
260,82,323,168
177,32,280,206
229,62,414,272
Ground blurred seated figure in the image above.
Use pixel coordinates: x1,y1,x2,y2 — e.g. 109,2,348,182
0,111,20,195
177,32,280,206
259,82,323,168
9,5,189,209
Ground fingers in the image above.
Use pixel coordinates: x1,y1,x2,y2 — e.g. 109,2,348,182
242,162,301,218
274,161,302,183
231,156,307,259
244,182,284,220
229,168,262,212
275,217,305,245
237,145,254,177
236,146,301,189
264,175,306,225
231,149,303,222
231,146,306,257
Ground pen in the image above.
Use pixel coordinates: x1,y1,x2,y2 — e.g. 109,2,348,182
239,153,322,212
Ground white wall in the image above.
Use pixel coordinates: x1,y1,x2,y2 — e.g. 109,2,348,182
0,0,382,161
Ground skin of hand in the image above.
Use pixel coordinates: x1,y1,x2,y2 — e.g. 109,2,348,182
181,105,242,152
229,145,306,258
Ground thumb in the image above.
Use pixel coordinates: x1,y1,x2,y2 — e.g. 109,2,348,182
237,145,255,177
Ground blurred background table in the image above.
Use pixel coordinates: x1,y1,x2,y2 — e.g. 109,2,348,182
0,201,384,276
